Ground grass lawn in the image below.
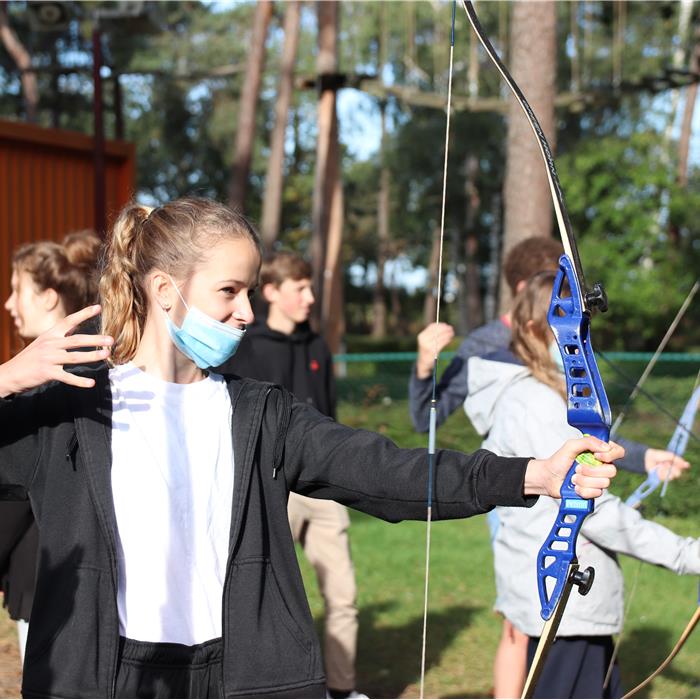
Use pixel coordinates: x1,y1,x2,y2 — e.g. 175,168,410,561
297,510,700,698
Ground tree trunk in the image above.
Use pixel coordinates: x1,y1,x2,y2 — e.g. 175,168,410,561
291,107,302,175
454,154,482,334
0,3,39,122
311,0,345,352
228,0,273,212
372,101,390,338
452,226,468,335
322,151,345,355
678,23,700,189
500,0,557,313
464,160,483,332
260,0,301,249
390,269,402,332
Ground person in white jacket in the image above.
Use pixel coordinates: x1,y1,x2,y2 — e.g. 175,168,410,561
464,271,700,699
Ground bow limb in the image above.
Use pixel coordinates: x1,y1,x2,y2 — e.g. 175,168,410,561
460,3,611,696
622,600,700,699
460,1,606,314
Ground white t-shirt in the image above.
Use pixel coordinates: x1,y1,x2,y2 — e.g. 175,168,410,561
109,363,235,645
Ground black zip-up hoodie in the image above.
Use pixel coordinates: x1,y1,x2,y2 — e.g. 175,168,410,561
0,367,533,698
217,321,336,419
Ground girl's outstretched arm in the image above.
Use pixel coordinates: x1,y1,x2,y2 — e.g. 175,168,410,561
281,396,621,521
0,305,113,398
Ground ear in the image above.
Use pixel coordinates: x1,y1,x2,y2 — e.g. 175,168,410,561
261,283,279,304
149,270,175,311
515,279,527,294
42,287,60,312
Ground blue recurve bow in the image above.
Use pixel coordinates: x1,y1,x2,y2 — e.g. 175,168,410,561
459,3,612,696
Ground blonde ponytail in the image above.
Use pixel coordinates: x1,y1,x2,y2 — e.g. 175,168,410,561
100,197,262,365
99,204,152,364
510,271,567,400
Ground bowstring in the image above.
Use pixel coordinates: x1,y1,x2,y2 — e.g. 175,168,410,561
419,2,456,697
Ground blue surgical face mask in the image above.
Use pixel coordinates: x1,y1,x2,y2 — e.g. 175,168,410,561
549,340,565,374
164,276,246,369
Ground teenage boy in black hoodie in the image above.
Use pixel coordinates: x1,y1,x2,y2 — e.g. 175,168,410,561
217,252,363,700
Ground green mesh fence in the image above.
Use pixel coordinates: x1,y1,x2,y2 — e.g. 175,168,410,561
333,352,700,407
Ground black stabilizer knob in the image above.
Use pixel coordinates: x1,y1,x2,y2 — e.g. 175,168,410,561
585,283,608,313
571,566,595,596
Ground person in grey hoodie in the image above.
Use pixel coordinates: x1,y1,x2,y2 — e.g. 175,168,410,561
464,271,700,699
409,236,689,480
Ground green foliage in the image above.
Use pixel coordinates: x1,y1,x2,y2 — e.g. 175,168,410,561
387,107,506,265
558,132,700,350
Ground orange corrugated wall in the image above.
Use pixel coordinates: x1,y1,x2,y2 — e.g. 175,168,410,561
0,119,135,362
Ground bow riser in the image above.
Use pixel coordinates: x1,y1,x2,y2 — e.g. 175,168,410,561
537,255,611,620
549,256,611,436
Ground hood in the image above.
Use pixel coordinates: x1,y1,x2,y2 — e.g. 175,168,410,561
246,321,314,343
464,353,530,436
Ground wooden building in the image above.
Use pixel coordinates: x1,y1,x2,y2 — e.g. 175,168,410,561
0,119,135,361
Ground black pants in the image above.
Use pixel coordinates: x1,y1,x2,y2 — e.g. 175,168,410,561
115,637,223,699
526,635,623,699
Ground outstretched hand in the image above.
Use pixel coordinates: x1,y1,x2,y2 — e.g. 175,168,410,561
524,436,623,500
644,447,690,482
415,322,455,379
0,305,113,398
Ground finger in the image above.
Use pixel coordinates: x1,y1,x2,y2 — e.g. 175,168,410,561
571,474,610,489
574,486,605,499
60,305,102,336
569,436,612,456
571,465,617,489
576,463,616,479
62,348,111,365
55,370,97,389
62,334,114,349
592,440,625,463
